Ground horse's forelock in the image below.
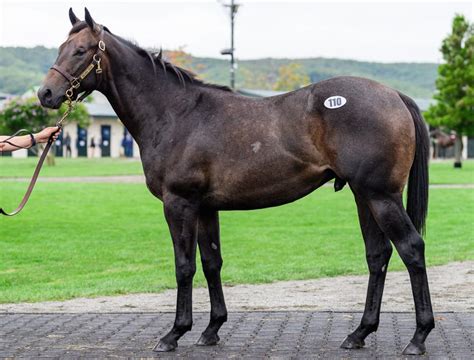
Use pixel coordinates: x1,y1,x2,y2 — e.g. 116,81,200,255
68,21,89,35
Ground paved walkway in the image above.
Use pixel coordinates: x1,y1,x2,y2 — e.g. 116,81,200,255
0,312,472,359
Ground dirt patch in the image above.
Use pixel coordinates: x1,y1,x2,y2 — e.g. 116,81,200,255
1,261,472,313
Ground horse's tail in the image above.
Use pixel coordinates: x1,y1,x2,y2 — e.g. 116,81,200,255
398,91,429,235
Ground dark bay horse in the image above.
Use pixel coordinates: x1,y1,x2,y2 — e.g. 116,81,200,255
38,8,434,355
430,128,456,158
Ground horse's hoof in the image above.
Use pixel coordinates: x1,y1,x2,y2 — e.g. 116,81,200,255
196,333,220,346
402,341,426,355
153,339,177,352
340,335,365,349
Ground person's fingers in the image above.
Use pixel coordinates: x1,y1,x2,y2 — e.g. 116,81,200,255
36,127,61,143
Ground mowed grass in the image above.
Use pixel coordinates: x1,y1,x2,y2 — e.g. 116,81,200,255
0,181,472,303
0,157,472,184
429,160,474,184
0,157,144,177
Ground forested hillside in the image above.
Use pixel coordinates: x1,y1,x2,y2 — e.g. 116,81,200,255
0,46,438,98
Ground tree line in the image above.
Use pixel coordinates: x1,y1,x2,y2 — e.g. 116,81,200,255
0,46,438,97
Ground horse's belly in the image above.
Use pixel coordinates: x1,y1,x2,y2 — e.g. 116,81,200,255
205,163,332,210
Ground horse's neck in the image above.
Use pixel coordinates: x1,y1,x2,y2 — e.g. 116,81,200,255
99,41,195,146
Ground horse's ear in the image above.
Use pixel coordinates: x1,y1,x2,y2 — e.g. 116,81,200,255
84,7,98,32
69,8,80,26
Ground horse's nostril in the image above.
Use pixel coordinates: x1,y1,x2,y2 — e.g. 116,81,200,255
38,87,52,100
38,87,57,108
43,88,52,99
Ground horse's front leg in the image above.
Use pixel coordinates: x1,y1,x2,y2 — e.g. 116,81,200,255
154,195,199,352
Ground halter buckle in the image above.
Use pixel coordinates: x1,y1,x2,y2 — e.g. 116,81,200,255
65,88,74,99
71,78,80,89
93,54,103,74
98,40,106,51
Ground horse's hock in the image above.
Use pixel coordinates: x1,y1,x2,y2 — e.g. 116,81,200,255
0,311,472,358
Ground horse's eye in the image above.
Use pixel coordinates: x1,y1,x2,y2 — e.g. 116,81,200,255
74,48,86,56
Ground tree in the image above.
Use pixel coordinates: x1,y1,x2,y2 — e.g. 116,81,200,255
0,97,51,134
164,46,206,76
239,67,274,90
0,95,89,165
425,14,474,168
273,63,310,91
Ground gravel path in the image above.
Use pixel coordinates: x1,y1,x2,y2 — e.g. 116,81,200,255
1,261,472,313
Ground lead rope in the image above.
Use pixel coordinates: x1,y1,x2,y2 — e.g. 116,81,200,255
0,37,105,217
0,97,74,217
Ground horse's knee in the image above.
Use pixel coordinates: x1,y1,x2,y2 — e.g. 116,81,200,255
176,262,196,284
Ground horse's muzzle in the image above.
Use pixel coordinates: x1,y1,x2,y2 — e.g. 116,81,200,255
37,86,64,109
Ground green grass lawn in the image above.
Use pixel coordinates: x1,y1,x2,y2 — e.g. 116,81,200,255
1,157,472,184
0,181,472,303
0,157,144,177
429,160,474,184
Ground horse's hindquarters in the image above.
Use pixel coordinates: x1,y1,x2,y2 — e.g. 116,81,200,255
308,77,416,193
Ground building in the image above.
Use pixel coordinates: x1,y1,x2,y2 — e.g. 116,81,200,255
7,92,139,159
56,93,139,159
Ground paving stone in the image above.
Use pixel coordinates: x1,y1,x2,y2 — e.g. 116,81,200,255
0,312,471,359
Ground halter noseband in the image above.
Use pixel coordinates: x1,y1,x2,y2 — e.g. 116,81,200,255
50,38,106,102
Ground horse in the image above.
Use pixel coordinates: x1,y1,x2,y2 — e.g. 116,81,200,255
38,8,434,356
430,128,456,158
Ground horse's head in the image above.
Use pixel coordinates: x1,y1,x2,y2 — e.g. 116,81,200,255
38,8,106,109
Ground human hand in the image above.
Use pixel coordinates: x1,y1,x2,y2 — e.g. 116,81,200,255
34,127,61,144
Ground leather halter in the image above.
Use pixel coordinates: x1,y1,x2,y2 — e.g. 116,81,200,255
50,38,106,102
0,38,106,217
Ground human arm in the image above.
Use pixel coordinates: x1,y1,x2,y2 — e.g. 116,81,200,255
0,127,61,152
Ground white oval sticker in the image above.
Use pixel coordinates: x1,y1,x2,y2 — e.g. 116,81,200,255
324,96,347,109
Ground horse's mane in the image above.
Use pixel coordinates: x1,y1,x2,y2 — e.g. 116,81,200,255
151,49,233,92
69,22,232,92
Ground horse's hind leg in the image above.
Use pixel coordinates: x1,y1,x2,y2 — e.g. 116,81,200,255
367,192,434,355
196,210,228,346
341,193,393,349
